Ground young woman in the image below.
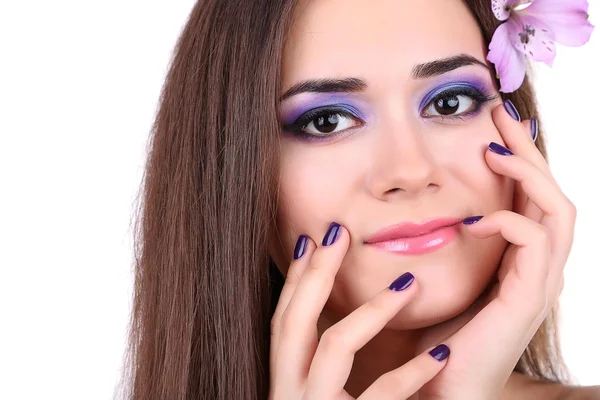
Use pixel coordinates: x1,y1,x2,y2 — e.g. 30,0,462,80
120,0,598,398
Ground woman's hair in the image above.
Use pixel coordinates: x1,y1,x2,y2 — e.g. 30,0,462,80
118,0,571,398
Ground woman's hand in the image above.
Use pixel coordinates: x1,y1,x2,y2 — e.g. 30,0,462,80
269,224,451,400
416,100,577,400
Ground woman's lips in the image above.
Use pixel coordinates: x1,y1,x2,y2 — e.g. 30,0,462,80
365,223,460,255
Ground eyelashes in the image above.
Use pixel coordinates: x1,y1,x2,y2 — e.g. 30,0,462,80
421,85,498,120
281,105,364,142
282,85,498,142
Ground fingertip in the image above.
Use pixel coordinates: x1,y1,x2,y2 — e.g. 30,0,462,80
321,221,351,250
293,234,310,260
529,118,538,142
462,216,484,226
491,100,518,124
388,271,416,292
490,101,528,146
488,141,514,156
322,222,342,246
503,99,521,122
428,343,450,362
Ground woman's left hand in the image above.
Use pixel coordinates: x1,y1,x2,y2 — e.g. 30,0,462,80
415,101,577,400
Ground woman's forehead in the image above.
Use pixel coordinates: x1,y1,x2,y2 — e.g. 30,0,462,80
282,0,487,90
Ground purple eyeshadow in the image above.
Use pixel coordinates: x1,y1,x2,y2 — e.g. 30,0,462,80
278,73,497,140
418,76,493,111
279,93,370,125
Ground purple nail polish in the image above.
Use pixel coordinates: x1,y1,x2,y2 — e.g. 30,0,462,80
504,99,521,122
489,141,514,156
463,216,483,225
530,118,538,142
429,344,450,361
293,235,308,260
322,222,341,246
389,272,415,291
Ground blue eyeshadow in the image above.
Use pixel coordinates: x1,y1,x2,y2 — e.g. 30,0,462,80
280,94,369,125
419,79,491,111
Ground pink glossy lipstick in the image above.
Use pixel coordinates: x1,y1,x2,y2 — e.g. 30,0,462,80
364,217,462,255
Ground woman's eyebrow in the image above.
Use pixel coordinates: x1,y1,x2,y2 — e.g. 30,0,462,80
279,54,489,101
279,77,367,101
411,54,489,79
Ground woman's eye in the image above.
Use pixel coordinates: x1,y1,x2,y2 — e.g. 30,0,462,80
300,111,360,136
422,94,476,118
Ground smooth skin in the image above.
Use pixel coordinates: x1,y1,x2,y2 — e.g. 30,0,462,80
414,106,575,399
270,227,448,400
270,103,581,399
269,0,598,398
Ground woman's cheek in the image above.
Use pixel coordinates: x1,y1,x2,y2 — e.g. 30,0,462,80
277,142,360,252
276,154,327,249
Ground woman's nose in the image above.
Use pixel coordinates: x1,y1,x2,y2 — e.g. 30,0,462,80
366,117,442,201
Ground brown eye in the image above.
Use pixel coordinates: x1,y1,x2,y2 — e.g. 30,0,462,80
435,96,459,115
423,95,476,117
303,112,359,136
312,113,339,133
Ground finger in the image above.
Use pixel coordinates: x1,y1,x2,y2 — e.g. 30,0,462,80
491,101,552,178
444,215,555,383
444,298,541,388
493,103,553,225
522,195,545,223
492,101,549,223
485,144,576,308
270,234,316,368
304,273,418,397
485,143,568,218
357,344,450,400
275,222,350,388
527,118,539,143
513,179,544,223
485,143,576,261
463,211,551,298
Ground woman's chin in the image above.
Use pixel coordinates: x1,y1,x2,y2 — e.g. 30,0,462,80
384,295,478,330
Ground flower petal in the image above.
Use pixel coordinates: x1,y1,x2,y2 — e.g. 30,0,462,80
511,14,556,67
492,0,521,21
487,20,528,92
523,0,594,46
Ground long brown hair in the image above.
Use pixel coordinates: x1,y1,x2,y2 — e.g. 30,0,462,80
117,0,571,398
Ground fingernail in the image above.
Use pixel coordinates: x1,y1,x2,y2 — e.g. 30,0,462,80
322,222,342,246
530,118,538,142
389,272,415,291
429,344,450,361
293,235,308,260
489,141,514,156
504,99,521,122
463,216,483,225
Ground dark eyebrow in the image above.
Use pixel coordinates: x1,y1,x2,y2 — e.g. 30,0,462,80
411,54,489,79
280,54,489,101
279,77,367,102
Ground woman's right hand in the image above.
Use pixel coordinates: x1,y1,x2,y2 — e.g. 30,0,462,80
269,222,451,400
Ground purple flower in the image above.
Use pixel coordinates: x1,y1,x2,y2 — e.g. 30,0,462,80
488,0,595,92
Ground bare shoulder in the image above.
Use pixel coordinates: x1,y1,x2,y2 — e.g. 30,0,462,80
503,372,600,400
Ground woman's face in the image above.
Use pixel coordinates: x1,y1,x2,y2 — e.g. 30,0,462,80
272,0,514,328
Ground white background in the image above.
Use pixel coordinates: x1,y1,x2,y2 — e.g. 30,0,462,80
0,1,598,399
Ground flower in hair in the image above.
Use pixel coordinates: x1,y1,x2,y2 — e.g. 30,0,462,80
487,0,594,93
